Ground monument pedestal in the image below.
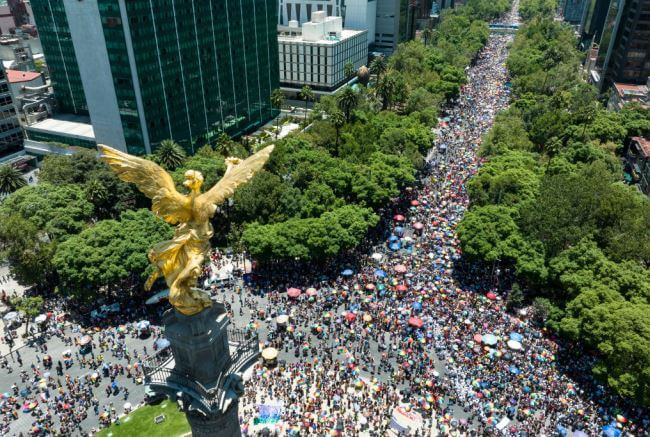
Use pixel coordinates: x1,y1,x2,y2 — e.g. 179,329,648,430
142,298,259,437
185,401,242,437
162,301,231,386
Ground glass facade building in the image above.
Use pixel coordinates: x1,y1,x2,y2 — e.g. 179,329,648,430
31,0,279,155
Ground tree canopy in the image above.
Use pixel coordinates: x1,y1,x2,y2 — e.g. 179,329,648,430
457,10,650,405
53,209,173,300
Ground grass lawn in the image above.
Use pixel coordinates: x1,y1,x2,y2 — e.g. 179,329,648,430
95,400,190,437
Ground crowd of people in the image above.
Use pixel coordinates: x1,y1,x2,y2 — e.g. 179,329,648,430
229,23,650,437
0,5,647,437
0,291,167,435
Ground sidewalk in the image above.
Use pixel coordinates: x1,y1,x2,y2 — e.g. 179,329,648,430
0,263,31,355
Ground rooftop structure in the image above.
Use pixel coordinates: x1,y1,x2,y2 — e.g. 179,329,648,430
24,114,95,151
5,68,39,83
278,12,368,92
607,80,649,110
278,0,376,44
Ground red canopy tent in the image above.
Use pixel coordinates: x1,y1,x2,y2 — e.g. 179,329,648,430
408,317,424,328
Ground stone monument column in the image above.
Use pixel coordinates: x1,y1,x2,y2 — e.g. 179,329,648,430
142,299,258,437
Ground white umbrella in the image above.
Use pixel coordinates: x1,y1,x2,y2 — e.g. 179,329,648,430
261,347,278,360
123,402,132,410
276,315,289,325
3,312,18,321
145,289,169,305
507,340,523,351
371,253,383,261
34,314,47,324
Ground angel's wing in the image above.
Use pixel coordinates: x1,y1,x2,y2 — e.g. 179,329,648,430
196,145,274,213
97,144,192,224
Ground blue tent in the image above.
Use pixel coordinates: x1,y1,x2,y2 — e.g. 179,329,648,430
374,269,387,278
155,338,171,349
509,332,523,342
602,424,621,437
508,366,521,375
389,243,401,251
394,226,404,235
412,302,423,311
341,269,354,276
388,235,400,242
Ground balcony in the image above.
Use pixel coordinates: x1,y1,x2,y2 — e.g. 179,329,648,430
142,327,259,412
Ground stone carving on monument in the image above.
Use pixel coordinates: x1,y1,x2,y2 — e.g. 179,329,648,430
99,144,273,436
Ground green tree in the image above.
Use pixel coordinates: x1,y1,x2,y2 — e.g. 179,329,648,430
214,133,243,158
13,296,43,337
369,56,387,83
330,110,346,148
231,171,301,225
53,209,173,299
271,89,285,138
421,28,433,46
12,296,44,337
0,214,57,287
172,153,226,190
300,85,315,123
506,283,524,311
154,139,187,171
0,183,94,241
458,205,547,282
337,86,358,122
0,165,26,195
242,205,378,261
344,61,355,79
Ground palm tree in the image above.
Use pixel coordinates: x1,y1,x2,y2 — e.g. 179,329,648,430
330,110,346,149
369,56,387,84
215,132,240,157
300,85,314,123
337,86,358,122
270,88,285,138
344,62,355,80
376,75,396,111
0,165,26,195
422,28,433,46
155,139,186,170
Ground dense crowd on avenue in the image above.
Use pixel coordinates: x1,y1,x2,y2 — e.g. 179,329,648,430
231,29,650,437
0,6,648,437
0,290,166,435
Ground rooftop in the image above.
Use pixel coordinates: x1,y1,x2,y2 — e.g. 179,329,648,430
613,82,648,98
27,114,95,141
6,69,41,83
278,11,366,44
278,28,366,44
631,137,650,158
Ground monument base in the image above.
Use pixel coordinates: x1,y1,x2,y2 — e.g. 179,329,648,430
185,401,242,437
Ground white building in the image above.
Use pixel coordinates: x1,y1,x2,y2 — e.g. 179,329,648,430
278,0,376,44
278,12,368,92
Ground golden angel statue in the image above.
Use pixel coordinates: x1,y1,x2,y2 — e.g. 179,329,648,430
98,144,274,316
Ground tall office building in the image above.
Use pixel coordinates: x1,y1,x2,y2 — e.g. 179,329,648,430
0,65,24,158
581,0,650,89
30,0,279,155
374,0,414,53
561,0,589,23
